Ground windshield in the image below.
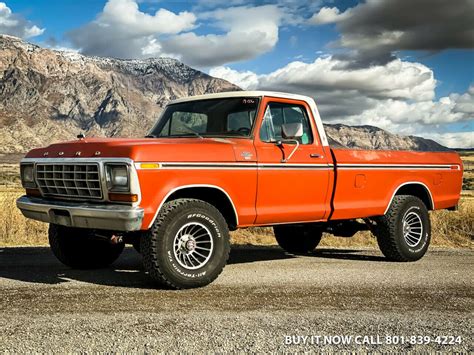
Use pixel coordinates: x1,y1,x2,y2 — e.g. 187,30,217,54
147,97,260,138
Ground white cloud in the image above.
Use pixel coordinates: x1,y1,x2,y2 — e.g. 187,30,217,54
67,0,196,58
162,5,282,67
339,97,471,129
211,56,436,102
425,132,473,149
0,2,44,38
308,7,347,25
451,85,474,115
210,57,473,147
209,66,259,89
67,1,281,66
99,0,196,35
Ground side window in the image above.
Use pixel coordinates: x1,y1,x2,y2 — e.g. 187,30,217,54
259,103,313,144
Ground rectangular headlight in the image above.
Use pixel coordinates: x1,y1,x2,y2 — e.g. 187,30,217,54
20,164,36,188
105,164,129,192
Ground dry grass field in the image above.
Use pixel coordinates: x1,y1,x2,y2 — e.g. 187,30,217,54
0,163,21,187
1,160,472,248
460,150,474,190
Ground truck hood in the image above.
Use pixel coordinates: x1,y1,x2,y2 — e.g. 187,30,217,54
24,137,244,162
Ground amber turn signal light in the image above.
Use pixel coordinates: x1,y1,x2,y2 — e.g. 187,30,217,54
108,193,138,202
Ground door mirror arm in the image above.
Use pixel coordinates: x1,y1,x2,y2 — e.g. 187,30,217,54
275,122,304,163
274,139,300,163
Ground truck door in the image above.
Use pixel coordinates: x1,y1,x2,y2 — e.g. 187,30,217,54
254,97,331,224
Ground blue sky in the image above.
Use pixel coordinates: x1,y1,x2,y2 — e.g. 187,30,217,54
1,0,473,147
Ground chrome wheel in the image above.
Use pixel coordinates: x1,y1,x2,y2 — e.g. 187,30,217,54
173,222,214,270
402,210,423,247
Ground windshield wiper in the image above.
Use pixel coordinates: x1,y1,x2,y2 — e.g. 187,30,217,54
181,124,204,139
147,125,204,139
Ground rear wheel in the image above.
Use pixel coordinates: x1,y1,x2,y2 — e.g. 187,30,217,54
142,198,230,289
48,224,124,269
373,195,431,261
273,224,322,254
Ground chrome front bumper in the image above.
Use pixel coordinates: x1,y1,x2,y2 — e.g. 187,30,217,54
16,195,144,231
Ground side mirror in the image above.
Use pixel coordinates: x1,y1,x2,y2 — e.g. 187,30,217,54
281,123,303,139
277,123,303,163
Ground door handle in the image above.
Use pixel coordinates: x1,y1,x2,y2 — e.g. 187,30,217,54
310,153,322,158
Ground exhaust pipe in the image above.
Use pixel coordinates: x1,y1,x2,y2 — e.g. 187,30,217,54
94,232,124,244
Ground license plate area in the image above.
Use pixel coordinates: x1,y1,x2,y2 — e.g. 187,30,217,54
49,209,72,226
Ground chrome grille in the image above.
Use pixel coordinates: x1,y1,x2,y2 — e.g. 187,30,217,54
36,163,102,200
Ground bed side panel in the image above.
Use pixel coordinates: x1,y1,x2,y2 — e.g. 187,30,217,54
330,149,463,220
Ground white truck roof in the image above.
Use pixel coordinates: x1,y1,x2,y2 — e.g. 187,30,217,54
169,91,329,146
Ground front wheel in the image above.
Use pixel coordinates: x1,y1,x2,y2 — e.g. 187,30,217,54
48,224,124,269
142,198,230,289
372,195,431,261
274,224,322,254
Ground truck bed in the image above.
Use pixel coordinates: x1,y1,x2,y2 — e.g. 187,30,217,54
329,149,463,220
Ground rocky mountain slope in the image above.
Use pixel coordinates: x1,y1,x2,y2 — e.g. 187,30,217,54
0,35,238,154
324,124,449,151
0,35,450,154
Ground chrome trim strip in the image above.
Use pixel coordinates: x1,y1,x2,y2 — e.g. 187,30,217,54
337,163,458,170
16,195,144,231
258,164,332,170
22,157,135,164
163,162,256,170
135,162,334,170
384,182,435,214
149,184,239,229
135,161,457,171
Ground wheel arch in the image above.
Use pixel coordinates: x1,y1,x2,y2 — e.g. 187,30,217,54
149,184,239,230
385,181,434,214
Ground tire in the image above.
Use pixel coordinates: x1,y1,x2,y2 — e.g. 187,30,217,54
373,195,431,262
48,224,124,269
142,198,230,289
273,224,322,254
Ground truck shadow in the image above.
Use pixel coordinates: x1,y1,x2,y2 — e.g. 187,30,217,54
0,245,385,289
312,248,387,262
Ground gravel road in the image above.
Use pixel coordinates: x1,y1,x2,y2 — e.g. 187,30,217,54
0,246,472,352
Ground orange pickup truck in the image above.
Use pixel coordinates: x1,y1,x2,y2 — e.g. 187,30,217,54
17,91,463,289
